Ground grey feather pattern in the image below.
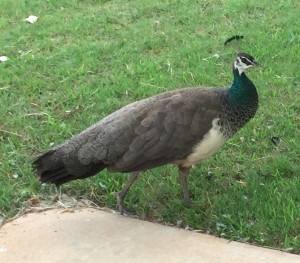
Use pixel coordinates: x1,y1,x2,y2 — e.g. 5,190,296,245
74,88,224,171
33,87,228,183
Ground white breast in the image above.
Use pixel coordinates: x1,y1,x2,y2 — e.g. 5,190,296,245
181,118,226,168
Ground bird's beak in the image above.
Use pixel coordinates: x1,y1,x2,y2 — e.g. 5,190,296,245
252,60,261,67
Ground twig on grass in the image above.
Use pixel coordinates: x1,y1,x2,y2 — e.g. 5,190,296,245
0,128,23,138
23,112,49,117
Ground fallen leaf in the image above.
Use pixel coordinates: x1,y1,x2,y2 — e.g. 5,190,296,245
195,28,205,35
237,180,248,187
61,208,75,213
193,229,204,233
30,198,40,206
24,15,38,24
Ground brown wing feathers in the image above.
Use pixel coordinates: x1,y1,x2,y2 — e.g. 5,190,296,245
33,87,225,184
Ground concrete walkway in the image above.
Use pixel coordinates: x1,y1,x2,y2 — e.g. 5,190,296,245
0,208,299,263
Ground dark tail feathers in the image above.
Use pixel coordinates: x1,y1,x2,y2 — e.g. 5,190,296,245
32,150,72,186
32,149,107,186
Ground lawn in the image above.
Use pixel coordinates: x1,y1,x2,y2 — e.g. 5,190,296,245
0,0,299,253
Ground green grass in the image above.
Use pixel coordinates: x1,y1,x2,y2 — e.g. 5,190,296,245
1,0,300,253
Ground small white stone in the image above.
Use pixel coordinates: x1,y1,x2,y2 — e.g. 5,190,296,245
99,182,107,189
184,225,191,230
0,247,7,254
0,56,9,62
176,220,183,227
216,222,226,228
212,53,220,59
206,170,214,179
24,15,38,24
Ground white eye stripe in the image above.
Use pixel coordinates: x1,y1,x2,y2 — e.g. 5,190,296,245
240,56,253,65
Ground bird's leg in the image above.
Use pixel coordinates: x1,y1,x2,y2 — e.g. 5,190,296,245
112,171,139,214
178,165,191,202
52,185,62,202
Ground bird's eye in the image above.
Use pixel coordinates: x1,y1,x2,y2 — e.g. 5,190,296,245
240,57,246,63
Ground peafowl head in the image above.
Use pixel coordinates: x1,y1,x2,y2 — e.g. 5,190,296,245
234,53,260,75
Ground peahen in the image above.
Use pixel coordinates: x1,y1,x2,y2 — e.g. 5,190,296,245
33,52,260,213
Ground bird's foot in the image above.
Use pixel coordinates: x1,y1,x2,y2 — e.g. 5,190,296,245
183,191,194,207
111,191,131,215
183,190,193,202
111,171,139,215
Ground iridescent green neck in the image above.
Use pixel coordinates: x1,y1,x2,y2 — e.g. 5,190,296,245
228,68,258,105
